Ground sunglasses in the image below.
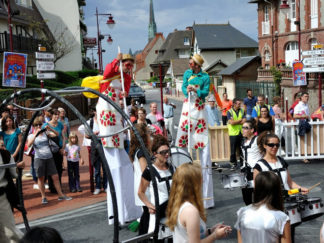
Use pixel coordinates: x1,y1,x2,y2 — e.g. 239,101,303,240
242,126,251,130
266,143,280,148
34,124,42,127
158,149,170,156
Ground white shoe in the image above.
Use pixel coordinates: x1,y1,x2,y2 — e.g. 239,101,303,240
24,173,32,177
45,184,49,189
93,189,100,195
33,184,39,190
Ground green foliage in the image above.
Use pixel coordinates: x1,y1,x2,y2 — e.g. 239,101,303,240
147,76,158,83
270,66,282,96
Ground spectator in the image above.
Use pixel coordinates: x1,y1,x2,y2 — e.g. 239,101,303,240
6,104,18,128
27,117,72,204
272,96,283,119
0,115,22,162
163,97,176,141
130,106,138,123
64,133,84,193
243,89,257,120
146,102,164,129
134,108,152,125
129,123,152,236
293,92,310,120
221,93,232,125
252,94,275,120
43,109,65,193
44,107,53,123
58,107,70,142
235,171,291,243
0,143,24,242
138,134,173,240
0,107,10,132
288,92,302,120
19,226,63,243
227,98,246,169
256,105,275,134
273,96,285,148
166,163,232,242
127,98,137,114
205,95,221,126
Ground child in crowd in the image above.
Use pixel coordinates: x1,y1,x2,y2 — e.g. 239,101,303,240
64,133,84,193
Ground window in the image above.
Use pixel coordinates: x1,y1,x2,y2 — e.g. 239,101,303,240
265,50,270,62
290,0,296,32
178,49,190,58
264,5,269,22
285,41,299,66
311,0,318,29
236,49,241,59
15,0,32,8
184,37,189,45
310,38,318,50
262,5,270,35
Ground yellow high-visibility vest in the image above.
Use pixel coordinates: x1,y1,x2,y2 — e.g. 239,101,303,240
227,108,244,136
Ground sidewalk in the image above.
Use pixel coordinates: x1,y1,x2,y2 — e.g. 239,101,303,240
14,125,107,225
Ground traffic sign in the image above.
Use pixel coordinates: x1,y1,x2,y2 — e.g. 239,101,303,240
302,50,324,56
37,73,56,79
314,44,323,49
36,60,55,71
35,52,55,60
303,56,324,66
303,67,324,73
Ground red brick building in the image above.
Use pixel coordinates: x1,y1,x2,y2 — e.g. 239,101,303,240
249,0,324,111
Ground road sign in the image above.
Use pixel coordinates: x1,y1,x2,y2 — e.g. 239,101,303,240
37,72,56,79
303,56,324,66
302,50,324,56
36,60,55,71
35,52,55,60
314,44,323,49
303,67,324,73
83,37,97,47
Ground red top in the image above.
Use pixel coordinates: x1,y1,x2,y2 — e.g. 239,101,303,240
101,59,131,97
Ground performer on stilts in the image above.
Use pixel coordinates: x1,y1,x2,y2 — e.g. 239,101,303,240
96,53,141,225
175,54,214,209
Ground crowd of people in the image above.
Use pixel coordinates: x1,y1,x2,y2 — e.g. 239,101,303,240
1,52,324,243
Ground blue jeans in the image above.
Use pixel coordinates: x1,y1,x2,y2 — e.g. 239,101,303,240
94,157,107,190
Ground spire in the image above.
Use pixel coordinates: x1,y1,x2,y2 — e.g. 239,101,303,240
148,0,157,42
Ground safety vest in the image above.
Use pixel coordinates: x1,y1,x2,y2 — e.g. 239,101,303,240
254,104,271,117
227,108,244,136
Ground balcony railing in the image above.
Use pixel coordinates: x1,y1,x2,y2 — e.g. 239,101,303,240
0,32,47,53
257,68,293,82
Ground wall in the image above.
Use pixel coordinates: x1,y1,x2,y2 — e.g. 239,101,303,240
222,76,235,99
34,0,82,71
136,36,164,81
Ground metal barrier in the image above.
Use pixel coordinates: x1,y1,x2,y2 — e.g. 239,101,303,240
277,120,324,160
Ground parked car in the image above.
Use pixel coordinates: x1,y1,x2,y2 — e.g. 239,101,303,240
126,84,146,105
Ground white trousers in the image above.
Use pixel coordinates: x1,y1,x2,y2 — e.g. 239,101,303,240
0,194,23,243
103,147,141,225
199,144,215,209
164,117,174,140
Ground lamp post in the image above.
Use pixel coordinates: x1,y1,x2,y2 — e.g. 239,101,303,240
95,8,115,74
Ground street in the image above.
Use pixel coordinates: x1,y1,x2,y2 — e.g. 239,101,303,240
17,89,324,243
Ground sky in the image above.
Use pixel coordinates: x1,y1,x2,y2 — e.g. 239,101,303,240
83,0,258,66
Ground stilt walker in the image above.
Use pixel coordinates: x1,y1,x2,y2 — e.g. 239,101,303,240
96,53,141,225
175,54,214,209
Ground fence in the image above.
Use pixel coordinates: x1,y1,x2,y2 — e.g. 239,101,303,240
192,121,324,163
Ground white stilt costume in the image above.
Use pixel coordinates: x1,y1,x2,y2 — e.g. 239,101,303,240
175,54,214,209
96,57,141,225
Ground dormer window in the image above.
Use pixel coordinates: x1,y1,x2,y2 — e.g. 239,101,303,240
184,37,189,45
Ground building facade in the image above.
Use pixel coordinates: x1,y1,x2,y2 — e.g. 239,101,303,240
250,0,324,111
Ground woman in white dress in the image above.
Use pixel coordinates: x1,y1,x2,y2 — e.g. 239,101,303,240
166,163,231,242
235,171,291,243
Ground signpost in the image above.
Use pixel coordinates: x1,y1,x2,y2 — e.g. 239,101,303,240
302,45,323,106
35,47,55,101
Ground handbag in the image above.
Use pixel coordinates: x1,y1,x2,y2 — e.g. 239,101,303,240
46,134,61,153
24,143,34,156
0,150,21,211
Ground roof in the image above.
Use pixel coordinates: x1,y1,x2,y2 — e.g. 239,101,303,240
218,56,259,75
135,33,164,72
204,59,228,72
154,29,192,64
193,24,258,50
171,58,189,76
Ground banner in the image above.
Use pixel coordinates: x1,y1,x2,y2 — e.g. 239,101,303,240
292,61,306,86
2,52,27,88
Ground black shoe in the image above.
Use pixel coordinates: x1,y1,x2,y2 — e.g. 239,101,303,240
71,189,77,193
77,188,83,192
230,164,238,170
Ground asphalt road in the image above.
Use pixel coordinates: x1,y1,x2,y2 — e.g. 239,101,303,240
17,89,324,243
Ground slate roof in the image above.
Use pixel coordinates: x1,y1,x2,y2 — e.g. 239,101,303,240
193,24,258,50
218,56,259,75
153,29,192,64
171,58,189,76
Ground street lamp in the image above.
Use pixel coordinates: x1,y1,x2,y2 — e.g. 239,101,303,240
95,8,115,74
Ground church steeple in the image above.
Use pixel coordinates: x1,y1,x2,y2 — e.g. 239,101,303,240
148,0,157,42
